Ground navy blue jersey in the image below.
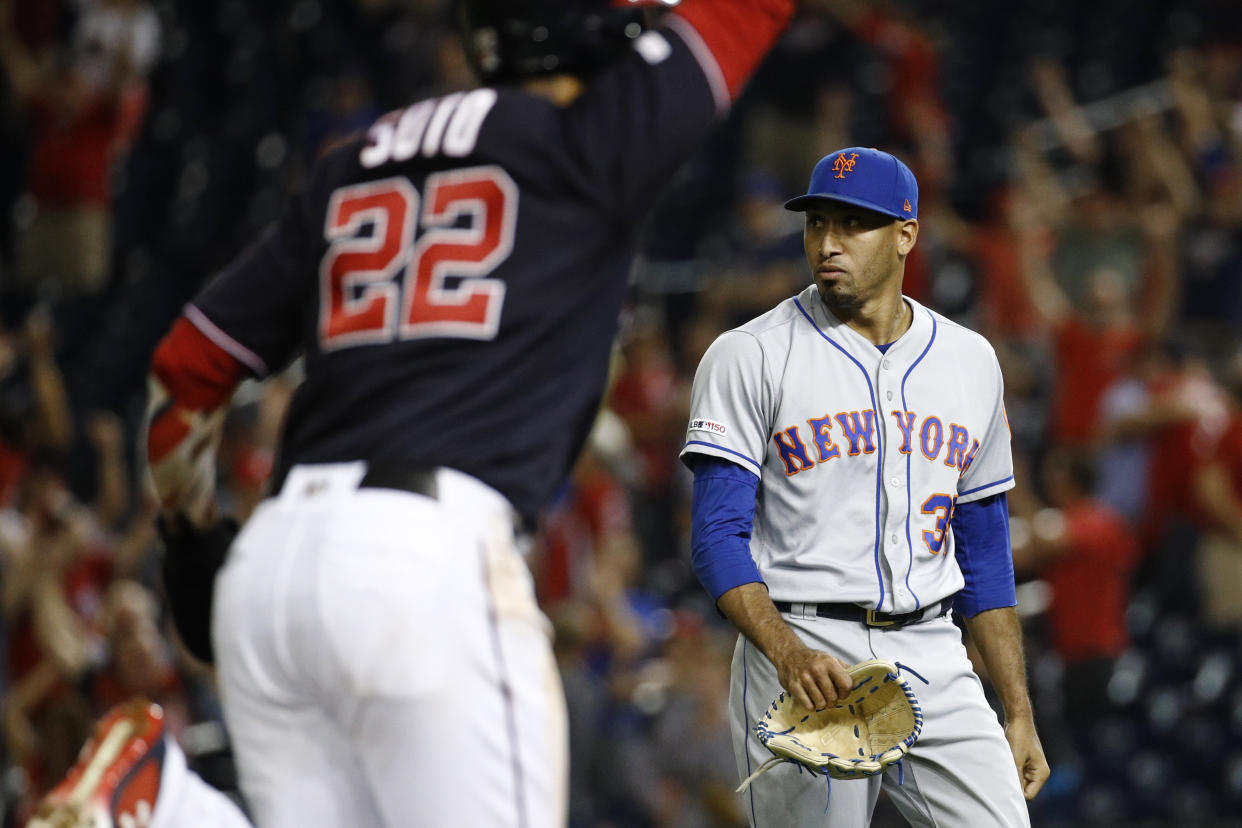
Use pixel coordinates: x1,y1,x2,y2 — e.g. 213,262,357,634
189,11,785,521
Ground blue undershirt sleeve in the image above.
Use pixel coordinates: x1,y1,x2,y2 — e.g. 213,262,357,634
951,492,1017,617
688,454,763,603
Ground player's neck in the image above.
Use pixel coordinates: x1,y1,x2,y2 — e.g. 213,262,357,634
830,291,912,347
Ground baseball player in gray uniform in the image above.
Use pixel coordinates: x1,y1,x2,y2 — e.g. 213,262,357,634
681,147,1049,826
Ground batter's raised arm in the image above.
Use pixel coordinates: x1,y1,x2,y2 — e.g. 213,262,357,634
670,0,795,112
717,582,854,712
564,0,794,216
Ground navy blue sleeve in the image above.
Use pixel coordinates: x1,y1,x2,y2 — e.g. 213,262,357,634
560,28,718,220
560,0,793,220
951,492,1017,617
192,179,317,377
689,455,763,603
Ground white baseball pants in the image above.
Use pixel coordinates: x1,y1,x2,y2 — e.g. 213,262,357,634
212,463,567,827
149,736,251,828
731,611,1030,827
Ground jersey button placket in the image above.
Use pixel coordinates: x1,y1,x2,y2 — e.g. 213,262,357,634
878,397,907,590
887,478,903,552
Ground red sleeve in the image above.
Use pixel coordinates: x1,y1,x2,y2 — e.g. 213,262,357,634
670,0,795,104
148,318,246,466
150,317,247,411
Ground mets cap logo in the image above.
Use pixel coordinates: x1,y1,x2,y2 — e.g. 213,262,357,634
832,152,860,179
903,199,912,213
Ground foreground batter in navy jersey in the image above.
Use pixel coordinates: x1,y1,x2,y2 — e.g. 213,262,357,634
33,2,796,827
190,31,737,521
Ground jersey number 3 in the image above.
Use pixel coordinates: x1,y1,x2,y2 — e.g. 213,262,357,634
921,493,957,555
318,167,517,350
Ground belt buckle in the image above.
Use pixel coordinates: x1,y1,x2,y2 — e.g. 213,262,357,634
865,609,897,628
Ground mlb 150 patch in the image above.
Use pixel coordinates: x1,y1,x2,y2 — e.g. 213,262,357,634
689,419,728,436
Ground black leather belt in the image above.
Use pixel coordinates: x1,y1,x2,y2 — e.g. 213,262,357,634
271,465,438,499
772,598,952,628
272,465,533,536
357,466,533,538
358,466,438,499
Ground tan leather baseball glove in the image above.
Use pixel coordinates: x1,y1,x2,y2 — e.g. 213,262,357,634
737,659,924,791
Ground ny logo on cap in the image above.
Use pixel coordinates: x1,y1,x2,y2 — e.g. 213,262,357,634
832,152,859,179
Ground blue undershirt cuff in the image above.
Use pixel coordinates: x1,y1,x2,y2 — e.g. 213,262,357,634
688,454,763,602
951,492,1017,617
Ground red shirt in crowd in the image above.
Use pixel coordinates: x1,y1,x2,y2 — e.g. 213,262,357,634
27,84,148,208
854,9,949,144
1215,415,1242,499
1051,316,1143,446
1194,412,1242,532
0,441,28,507
609,351,681,496
536,464,633,606
1142,372,1229,545
973,225,1039,339
1043,499,1139,663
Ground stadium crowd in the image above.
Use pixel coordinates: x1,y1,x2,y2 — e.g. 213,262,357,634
0,0,1239,825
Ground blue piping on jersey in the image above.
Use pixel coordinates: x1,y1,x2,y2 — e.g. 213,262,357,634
683,440,763,471
899,308,937,610
793,297,886,612
959,475,1015,498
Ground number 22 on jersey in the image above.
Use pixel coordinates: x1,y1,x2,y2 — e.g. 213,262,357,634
318,166,518,350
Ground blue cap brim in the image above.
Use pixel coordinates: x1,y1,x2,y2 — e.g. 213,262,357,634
783,192,905,219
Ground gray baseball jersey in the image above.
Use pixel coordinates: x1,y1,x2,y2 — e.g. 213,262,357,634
680,286,1014,613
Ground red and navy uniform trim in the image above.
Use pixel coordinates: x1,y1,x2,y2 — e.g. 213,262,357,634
672,0,795,113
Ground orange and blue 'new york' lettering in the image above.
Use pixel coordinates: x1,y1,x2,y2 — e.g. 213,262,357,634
891,410,916,455
773,426,815,475
960,439,980,474
945,424,971,470
835,411,876,455
772,411,976,476
806,414,842,463
920,416,943,460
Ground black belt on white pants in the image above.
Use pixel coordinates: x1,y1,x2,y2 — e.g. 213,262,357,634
321,464,532,540
270,464,439,500
270,464,536,543
772,598,952,628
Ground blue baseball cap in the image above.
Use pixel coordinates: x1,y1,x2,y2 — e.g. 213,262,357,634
784,147,918,220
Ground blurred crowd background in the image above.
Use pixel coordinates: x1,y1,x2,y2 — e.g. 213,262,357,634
0,0,1240,825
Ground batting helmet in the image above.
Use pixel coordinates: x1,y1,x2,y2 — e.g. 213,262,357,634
457,0,677,84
